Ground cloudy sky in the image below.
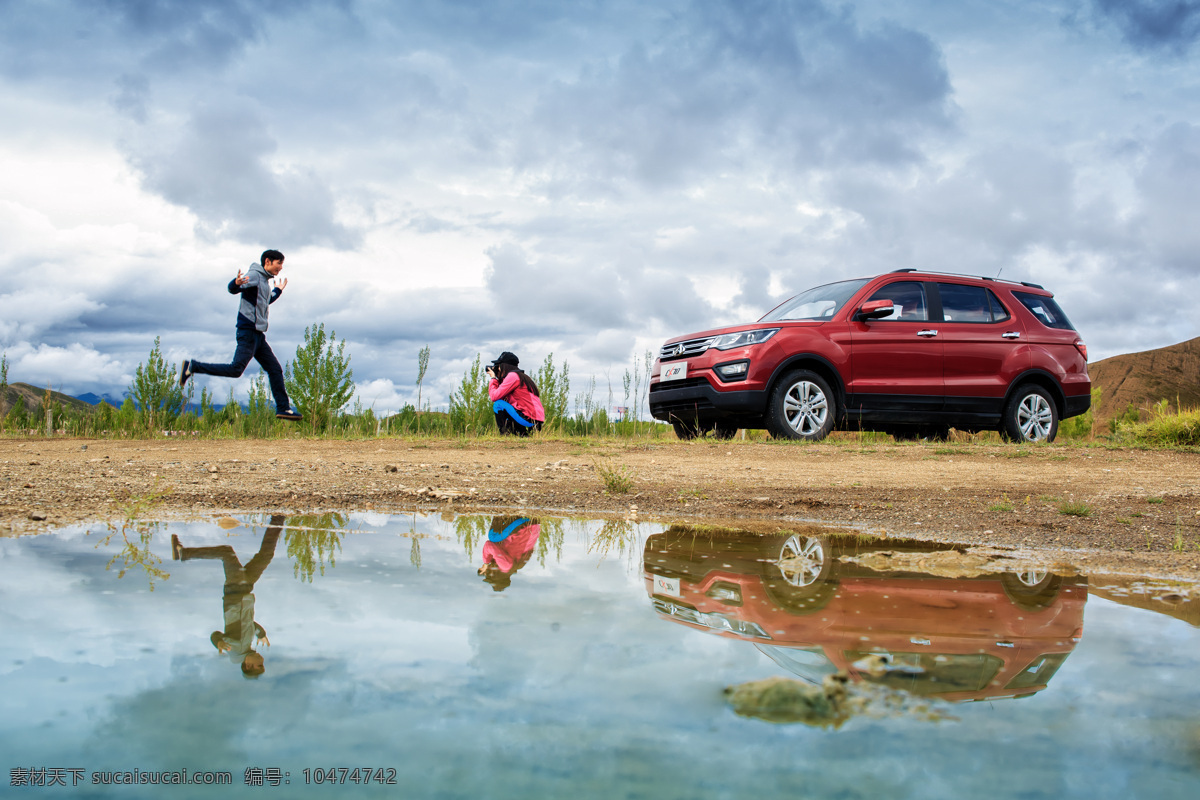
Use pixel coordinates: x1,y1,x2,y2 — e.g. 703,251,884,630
1,0,1198,413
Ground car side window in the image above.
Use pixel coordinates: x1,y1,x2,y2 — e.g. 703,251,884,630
939,283,1009,323
1013,291,1075,330
865,281,927,322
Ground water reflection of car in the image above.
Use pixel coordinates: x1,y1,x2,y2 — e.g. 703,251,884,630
644,527,1086,703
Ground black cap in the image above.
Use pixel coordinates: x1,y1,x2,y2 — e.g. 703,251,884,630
490,351,519,368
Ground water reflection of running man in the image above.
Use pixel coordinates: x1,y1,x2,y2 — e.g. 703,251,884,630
478,516,541,592
171,514,284,677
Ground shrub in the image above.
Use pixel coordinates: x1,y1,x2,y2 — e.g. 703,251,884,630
129,336,188,430
285,323,354,431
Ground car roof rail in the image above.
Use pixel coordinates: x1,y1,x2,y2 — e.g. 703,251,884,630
886,268,1045,290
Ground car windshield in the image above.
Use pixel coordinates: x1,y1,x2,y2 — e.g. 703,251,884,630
760,278,869,322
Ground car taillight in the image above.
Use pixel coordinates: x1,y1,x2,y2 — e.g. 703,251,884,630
1074,340,1088,360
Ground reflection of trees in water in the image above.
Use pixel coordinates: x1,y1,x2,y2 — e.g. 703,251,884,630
283,513,349,582
454,515,488,561
94,518,170,590
534,518,564,567
410,534,422,568
590,519,638,564
90,484,171,590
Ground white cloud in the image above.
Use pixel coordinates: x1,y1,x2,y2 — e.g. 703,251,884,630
0,0,1197,400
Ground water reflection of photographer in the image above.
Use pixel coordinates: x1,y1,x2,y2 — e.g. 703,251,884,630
171,514,283,678
478,516,541,591
486,352,544,436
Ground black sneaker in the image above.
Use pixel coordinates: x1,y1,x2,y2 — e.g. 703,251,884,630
178,359,193,387
276,409,303,421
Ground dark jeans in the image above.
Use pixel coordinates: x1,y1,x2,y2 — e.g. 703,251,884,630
179,521,282,594
494,401,541,436
191,328,291,411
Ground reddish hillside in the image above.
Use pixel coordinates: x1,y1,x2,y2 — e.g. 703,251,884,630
1088,337,1200,424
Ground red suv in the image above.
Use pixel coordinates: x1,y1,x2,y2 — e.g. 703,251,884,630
649,270,1090,442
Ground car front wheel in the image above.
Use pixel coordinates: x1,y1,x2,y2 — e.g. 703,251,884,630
766,370,836,441
1003,385,1058,443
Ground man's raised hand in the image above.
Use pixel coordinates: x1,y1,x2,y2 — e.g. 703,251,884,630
273,277,288,291
235,268,250,286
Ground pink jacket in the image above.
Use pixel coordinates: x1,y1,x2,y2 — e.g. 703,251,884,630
489,372,546,422
481,523,541,572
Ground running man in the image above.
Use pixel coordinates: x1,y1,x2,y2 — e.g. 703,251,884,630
179,249,302,421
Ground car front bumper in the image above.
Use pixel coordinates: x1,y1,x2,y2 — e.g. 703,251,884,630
648,378,767,422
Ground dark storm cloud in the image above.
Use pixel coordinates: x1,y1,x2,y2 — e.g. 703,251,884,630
0,0,304,84
1087,0,1200,53
130,100,359,249
525,0,955,191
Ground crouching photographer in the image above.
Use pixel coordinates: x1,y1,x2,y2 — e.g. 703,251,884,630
487,351,545,435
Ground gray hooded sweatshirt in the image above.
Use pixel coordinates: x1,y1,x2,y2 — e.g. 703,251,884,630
228,262,280,332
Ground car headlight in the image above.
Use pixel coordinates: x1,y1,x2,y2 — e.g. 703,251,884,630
710,328,779,350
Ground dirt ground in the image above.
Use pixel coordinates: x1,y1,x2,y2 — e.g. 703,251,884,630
3,436,1200,580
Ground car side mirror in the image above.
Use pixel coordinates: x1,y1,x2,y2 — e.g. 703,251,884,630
856,299,894,321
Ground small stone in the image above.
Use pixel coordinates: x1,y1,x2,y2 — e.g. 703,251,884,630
28,512,46,521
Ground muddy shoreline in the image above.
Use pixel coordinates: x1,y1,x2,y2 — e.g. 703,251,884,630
3,437,1199,580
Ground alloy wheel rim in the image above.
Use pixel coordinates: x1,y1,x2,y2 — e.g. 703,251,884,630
783,381,828,435
1017,393,1053,441
777,535,825,587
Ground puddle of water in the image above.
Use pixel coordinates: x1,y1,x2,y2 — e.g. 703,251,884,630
1,513,1198,799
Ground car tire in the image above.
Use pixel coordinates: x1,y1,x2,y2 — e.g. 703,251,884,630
1000,571,1063,610
713,420,739,439
760,534,838,614
766,370,836,441
1003,385,1058,443
672,419,701,440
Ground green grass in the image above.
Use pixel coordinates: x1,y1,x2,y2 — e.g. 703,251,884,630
1057,500,1092,517
593,460,635,494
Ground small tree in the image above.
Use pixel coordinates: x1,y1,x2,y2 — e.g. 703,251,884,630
285,323,355,431
448,354,492,434
44,384,53,436
0,351,8,432
535,353,570,429
415,345,431,431
129,337,186,431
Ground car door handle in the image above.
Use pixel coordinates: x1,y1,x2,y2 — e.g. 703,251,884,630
1002,331,1021,339
916,329,938,337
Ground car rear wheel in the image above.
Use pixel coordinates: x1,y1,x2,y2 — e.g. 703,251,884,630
1003,385,1058,443
766,370,836,441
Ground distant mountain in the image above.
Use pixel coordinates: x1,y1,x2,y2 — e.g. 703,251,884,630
1,383,98,416
0,383,253,418
1088,337,1200,423
76,391,126,407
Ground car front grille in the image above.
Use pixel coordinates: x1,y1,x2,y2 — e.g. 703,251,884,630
659,336,714,360
650,378,710,393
